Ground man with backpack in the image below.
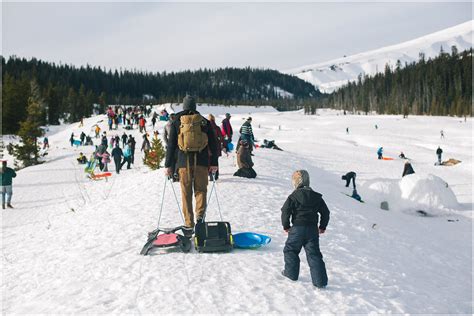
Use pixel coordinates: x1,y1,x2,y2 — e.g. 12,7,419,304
165,95,218,235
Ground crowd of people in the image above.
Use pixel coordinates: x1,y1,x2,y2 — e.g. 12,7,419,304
12,97,460,291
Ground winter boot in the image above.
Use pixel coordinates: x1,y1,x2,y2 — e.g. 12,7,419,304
7,203,13,208
281,270,297,281
2,204,5,210
182,226,194,238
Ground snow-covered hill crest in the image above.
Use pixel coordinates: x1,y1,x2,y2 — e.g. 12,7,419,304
287,20,473,93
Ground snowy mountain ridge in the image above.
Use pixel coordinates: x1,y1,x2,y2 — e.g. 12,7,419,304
286,20,473,93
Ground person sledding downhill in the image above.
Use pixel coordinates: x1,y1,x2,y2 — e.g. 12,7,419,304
281,170,330,289
164,95,218,237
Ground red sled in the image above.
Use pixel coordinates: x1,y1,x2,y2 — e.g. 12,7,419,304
140,226,191,255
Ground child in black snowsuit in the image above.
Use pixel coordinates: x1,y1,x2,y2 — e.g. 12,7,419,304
281,170,330,288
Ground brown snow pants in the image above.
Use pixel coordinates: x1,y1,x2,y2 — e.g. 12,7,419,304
178,166,208,227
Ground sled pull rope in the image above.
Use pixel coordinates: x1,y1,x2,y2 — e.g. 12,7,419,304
156,177,168,228
204,173,223,222
212,173,224,221
169,177,185,225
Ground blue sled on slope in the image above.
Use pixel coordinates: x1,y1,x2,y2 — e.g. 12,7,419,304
233,232,271,249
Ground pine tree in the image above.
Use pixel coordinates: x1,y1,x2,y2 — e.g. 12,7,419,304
143,137,166,170
12,79,45,167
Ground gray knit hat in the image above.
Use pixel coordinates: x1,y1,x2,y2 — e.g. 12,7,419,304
292,170,310,189
183,95,196,111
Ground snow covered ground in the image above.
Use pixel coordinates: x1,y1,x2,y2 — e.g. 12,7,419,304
1,106,472,314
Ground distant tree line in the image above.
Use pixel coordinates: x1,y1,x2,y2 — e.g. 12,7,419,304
305,47,472,117
2,56,321,134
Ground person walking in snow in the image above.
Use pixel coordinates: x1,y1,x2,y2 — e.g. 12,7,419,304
114,135,120,148
101,150,110,172
43,136,49,149
208,114,224,180
121,143,132,170
111,143,124,174
346,127,349,134
281,170,330,289
80,132,86,145
436,146,443,165
151,115,157,129
141,133,151,158
70,133,75,147
440,130,445,139
101,132,108,147
94,125,101,138
1,161,17,209
164,113,176,146
239,117,255,153
121,132,128,148
221,113,233,151
341,171,356,189
164,95,218,234
377,147,383,159
139,116,147,133
128,135,136,164
402,161,415,177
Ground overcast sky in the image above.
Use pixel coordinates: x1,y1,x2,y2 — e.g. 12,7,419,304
1,2,472,72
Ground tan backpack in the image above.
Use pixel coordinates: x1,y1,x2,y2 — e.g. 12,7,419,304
178,114,208,153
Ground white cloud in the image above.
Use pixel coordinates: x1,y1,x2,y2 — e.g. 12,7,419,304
2,2,472,72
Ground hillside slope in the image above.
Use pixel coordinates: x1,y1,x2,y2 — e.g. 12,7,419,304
287,20,473,93
2,107,472,314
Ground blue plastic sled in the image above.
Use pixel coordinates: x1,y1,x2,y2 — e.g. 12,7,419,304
233,232,271,249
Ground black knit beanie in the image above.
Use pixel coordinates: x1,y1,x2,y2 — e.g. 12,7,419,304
183,95,196,111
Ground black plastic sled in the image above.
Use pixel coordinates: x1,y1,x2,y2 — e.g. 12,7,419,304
194,221,233,253
140,226,191,255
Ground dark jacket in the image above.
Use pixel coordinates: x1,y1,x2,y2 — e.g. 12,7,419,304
221,118,233,138
436,148,443,155
165,110,218,168
281,187,330,230
402,163,415,177
210,120,223,157
237,145,253,169
111,147,123,160
1,167,17,186
128,137,136,149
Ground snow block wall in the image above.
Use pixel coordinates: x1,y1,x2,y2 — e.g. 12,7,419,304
360,174,459,214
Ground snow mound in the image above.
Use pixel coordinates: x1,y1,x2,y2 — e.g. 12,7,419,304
360,174,459,214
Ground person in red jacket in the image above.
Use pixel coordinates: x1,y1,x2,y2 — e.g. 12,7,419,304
221,113,233,152
139,116,147,133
